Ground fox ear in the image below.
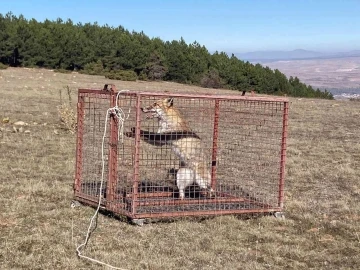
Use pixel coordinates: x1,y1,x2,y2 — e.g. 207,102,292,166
167,98,174,107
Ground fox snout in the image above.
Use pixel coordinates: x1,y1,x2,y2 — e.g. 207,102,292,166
141,105,159,119
141,98,173,114
141,107,151,113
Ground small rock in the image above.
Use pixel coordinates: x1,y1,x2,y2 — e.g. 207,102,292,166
43,123,47,126
33,122,38,125
19,127,24,133
13,126,18,133
0,127,4,132
330,220,337,225
2,117,10,123
14,121,26,126
54,130,59,135
307,227,319,233
24,130,31,134
319,234,335,242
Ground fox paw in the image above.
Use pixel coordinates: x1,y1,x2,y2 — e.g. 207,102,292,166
204,188,215,199
125,127,136,137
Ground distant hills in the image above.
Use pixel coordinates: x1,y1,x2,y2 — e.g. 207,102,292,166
234,49,360,62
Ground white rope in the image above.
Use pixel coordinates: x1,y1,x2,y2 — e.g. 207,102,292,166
75,90,130,270
114,90,132,143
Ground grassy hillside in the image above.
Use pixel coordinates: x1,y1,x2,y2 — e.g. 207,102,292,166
0,68,359,269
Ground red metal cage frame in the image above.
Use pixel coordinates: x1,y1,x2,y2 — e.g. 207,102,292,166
74,86,289,221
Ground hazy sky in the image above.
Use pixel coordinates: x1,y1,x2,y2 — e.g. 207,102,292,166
1,0,359,53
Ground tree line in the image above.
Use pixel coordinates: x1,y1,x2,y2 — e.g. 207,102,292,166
0,12,333,99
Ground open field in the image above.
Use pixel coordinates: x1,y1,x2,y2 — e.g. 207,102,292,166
1,67,360,269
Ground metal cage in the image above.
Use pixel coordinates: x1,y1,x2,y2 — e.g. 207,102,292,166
73,86,289,222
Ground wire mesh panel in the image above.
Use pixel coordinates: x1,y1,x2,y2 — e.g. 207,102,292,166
74,87,289,221
74,91,111,206
216,100,287,210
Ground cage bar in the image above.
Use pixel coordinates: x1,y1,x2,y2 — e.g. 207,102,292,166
278,101,289,208
74,86,289,222
74,95,85,194
211,99,220,191
106,93,119,211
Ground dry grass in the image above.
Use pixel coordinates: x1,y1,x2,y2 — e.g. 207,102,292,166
57,86,77,134
0,67,359,269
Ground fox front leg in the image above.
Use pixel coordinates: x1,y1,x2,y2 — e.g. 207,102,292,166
125,127,169,146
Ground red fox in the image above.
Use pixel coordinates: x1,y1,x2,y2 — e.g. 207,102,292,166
126,97,213,200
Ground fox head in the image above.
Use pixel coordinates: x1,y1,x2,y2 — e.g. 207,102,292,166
141,97,174,119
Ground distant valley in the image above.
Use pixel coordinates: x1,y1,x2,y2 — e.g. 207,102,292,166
233,50,360,99
235,49,360,62
260,56,360,99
